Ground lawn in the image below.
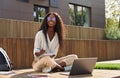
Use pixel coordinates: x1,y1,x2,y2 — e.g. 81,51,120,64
95,63,120,70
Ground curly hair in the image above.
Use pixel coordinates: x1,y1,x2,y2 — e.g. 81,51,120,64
38,12,65,49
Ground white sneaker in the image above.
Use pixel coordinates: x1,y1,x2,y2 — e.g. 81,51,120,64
42,67,51,73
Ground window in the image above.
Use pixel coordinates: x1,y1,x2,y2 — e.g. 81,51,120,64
34,5,48,22
69,4,90,27
50,0,58,8
17,0,29,3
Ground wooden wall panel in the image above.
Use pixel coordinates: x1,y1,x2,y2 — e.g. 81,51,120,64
0,19,105,39
0,38,120,69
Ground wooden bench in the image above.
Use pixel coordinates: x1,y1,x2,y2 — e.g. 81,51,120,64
0,38,120,69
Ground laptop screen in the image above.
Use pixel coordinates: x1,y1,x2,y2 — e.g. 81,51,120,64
70,57,97,75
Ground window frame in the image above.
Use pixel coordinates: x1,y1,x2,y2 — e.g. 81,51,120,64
69,3,90,27
34,5,48,22
17,0,29,3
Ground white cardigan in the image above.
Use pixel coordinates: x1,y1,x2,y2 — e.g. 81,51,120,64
33,30,59,59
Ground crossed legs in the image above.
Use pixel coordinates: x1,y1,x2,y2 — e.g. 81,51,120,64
32,54,78,72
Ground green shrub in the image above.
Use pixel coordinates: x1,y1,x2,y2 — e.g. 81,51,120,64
105,17,120,40
105,27,120,40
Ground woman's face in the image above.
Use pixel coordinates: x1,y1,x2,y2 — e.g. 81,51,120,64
47,14,56,27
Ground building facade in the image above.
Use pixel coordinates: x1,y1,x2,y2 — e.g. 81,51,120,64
0,0,105,28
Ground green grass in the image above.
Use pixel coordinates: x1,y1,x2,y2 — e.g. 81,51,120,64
95,63,120,70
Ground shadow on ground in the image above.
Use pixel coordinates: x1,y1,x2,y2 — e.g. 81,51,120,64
10,71,36,78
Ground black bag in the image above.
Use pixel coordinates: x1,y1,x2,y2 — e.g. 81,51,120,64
0,48,13,71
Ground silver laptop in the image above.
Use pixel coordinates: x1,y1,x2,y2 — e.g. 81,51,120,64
60,57,97,76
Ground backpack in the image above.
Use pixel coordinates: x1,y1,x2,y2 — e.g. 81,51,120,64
0,48,13,71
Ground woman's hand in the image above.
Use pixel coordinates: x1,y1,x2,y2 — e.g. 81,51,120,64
50,55,55,58
35,49,45,57
52,64,65,72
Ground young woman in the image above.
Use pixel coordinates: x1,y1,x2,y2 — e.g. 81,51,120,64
32,12,78,73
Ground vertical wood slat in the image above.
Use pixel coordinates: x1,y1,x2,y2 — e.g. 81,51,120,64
12,38,17,68
16,39,21,69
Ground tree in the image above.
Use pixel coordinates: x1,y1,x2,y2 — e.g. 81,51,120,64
105,0,120,39
105,0,120,27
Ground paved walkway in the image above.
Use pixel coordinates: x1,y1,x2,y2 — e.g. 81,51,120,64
0,69,120,78
97,60,120,63
0,60,120,78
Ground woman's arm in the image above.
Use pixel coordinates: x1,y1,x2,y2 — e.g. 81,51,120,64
34,31,45,57
35,49,45,57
